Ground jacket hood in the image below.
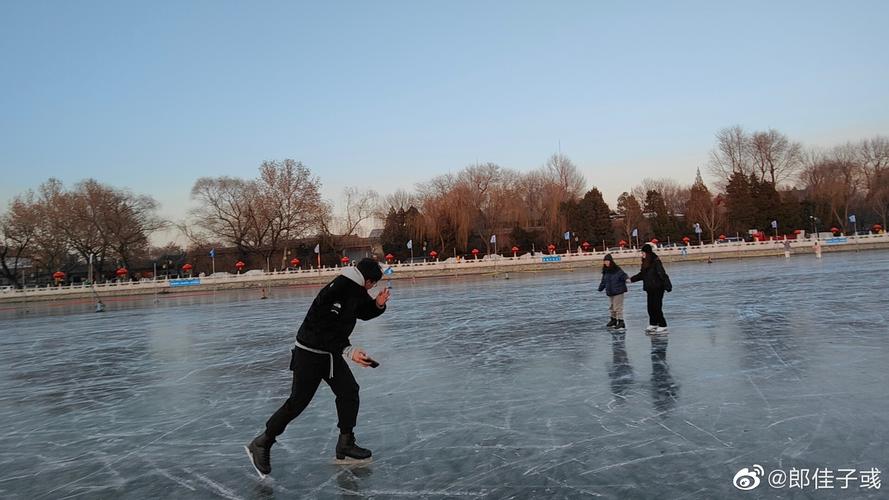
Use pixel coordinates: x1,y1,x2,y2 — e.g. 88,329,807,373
341,266,369,289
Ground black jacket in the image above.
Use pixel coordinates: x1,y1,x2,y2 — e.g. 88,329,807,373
295,272,386,354
598,268,629,296
630,256,672,292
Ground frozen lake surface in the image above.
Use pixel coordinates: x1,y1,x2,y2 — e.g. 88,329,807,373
2,252,888,499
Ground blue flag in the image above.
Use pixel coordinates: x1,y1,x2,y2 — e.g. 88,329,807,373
849,214,856,223
209,248,215,258
383,266,394,276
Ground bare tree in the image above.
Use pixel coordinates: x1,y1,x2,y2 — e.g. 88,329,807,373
457,163,505,252
857,135,889,190
340,187,379,238
533,154,586,242
686,171,724,242
31,179,76,274
867,169,889,229
748,129,804,185
708,125,752,186
801,145,863,231
545,153,586,198
417,174,472,252
190,176,255,258
513,170,548,228
632,178,690,216
102,190,166,270
319,187,380,261
0,193,40,288
380,189,417,214
252,159,323,265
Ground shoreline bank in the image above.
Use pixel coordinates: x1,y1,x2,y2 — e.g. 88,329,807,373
3,235,887,305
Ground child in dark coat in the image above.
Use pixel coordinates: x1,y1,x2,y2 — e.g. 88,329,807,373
598,254,629,329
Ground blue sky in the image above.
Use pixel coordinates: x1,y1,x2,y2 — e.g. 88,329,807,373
2,0,888,240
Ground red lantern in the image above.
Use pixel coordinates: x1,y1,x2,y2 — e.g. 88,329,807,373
581,241,590,252
385,253,394,262
341,256,350,265
650,238,659,245
182,263,193,273
235,260,245,272
471,248,480,259
719,234,726,240
429,250,438,259
116,267,128,277
53,271,66,282
290,258,300,267
682,236,690,244
547,244,556,254
511,245,519,257
619,240,627,247
793,229,803,234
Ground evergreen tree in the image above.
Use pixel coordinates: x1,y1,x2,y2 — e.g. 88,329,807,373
644,190,672,240
750,178,781,232
724,172,756,234
617,192,644,242
509,225,545,254
687,170,722,242
380,207,409,259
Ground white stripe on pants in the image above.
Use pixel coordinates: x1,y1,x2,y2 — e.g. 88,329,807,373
609,293,625,319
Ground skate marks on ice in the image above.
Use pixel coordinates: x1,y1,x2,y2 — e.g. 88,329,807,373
1,253,889,497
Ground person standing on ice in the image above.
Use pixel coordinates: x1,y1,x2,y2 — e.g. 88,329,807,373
629,244,672,333
246,258,390,477
598,254,629,330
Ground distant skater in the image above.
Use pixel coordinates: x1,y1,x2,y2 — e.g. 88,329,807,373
245,258,390,478
598,254,629,330
630,244,672,334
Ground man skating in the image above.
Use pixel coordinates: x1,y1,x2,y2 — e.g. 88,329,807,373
246,258,390,477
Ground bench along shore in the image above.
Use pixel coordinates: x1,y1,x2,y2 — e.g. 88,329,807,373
3,234,887,304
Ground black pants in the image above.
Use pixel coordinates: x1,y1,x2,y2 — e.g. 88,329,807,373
265,348,359,438
646,288,667,327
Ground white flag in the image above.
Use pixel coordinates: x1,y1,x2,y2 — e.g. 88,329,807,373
631,228,638,237
314,244,320,254
563,231,571,240
771,220,778,229
406,239,413,250
849,214,856,223
490,234,496,244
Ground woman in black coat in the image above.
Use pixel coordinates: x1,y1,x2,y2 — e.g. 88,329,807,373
630,244,672,333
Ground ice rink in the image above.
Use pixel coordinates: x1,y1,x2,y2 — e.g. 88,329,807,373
2,251,887,499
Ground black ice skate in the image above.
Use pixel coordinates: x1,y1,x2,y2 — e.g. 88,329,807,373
615,319,626,330
245,432,274,478
606,317,617,328
335,433,372,464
